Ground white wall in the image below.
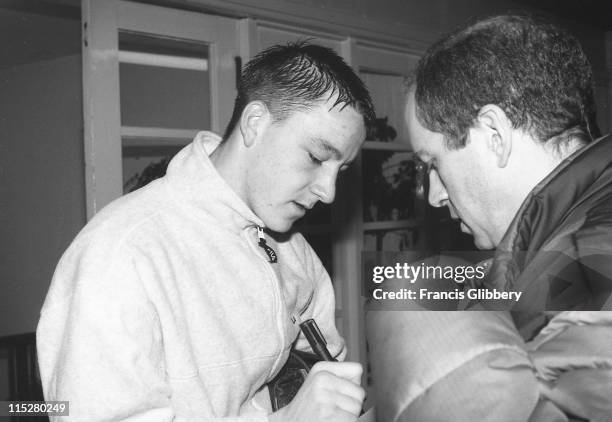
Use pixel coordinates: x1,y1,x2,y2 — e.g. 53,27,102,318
0,54,86,336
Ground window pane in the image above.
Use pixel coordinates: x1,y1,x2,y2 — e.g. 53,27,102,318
360,71,407,143
123,144,182,193
118,32,210,130
363,151,422,222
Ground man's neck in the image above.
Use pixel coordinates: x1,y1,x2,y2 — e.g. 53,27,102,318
209,135,249,203
492,132,582,244
544,135,586,162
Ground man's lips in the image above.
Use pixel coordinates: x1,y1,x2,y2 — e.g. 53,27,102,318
448,208,471,234
294,201,315,211
292,202,312,217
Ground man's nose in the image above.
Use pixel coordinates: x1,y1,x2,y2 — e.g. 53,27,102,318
427,170,448,208
312,170,337,204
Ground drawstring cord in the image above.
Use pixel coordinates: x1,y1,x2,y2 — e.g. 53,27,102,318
257,227,277,263
257,227,316,326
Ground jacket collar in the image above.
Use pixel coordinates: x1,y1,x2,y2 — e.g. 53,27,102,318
164,131,265,232
487,134,612,290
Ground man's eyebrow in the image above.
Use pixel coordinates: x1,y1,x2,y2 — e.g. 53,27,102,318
310,137,341,159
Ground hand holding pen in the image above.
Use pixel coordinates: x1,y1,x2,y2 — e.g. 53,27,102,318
291,293,336,361
268,317,364,422
299,318,336,361
269,360,364,422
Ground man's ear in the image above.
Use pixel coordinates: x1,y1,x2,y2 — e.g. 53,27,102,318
239,101,270,147
476,104,512,168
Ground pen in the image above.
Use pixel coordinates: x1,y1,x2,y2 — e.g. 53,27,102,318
299,318,336,361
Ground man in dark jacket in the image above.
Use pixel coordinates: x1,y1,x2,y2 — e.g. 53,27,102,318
367,15,612,422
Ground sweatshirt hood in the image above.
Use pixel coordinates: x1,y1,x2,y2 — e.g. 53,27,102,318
164,131,265,232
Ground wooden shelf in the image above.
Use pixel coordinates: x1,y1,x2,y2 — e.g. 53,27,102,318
363,219,423,231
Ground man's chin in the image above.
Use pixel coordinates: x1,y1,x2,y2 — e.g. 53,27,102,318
262,218,295,234
473,235,495,251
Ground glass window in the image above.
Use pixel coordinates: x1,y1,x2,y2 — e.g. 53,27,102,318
118,32,211,130
122,144,182,193
360,71,407,143
362,151,421,222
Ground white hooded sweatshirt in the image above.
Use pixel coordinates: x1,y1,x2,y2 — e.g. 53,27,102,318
37,132,345,421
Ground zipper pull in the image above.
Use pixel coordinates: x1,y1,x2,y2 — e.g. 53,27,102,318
257,227,277,263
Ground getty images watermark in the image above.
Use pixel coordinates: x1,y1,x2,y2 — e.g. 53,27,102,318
362,251,526,311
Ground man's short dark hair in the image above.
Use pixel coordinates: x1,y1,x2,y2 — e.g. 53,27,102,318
413,14,600,149
223,41,375,139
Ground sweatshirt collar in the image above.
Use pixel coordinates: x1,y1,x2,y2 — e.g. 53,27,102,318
164,131,265,232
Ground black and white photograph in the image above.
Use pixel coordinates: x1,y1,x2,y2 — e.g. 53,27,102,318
1,0,612,421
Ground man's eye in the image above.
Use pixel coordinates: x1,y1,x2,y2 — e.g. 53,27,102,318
309,153,322,165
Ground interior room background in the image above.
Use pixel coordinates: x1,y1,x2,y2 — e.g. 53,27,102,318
1,0,611,405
